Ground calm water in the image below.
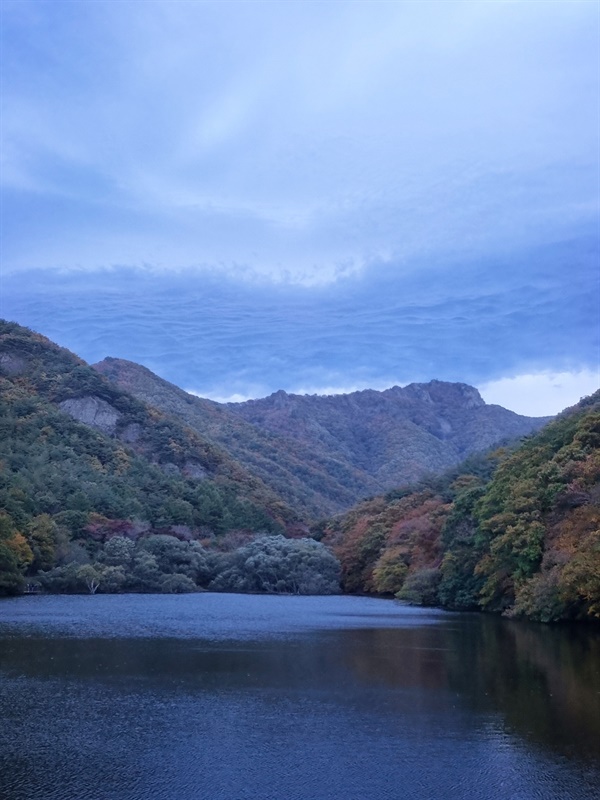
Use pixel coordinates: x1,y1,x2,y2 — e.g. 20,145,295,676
0,594,599,800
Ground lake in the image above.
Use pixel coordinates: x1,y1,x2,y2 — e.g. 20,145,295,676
0,594,598,800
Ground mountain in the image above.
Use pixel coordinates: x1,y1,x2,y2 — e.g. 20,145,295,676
1,320,595,618
94,356,550,517
93,358,373,518
322,390,600,622
0,320,310,593
228,381,551,485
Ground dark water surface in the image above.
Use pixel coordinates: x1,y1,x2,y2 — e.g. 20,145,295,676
0,594,598,800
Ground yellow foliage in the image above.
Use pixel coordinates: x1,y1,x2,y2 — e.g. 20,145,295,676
372,547,408,594
6,533,34,569
113,447,131,475
559,529,600,618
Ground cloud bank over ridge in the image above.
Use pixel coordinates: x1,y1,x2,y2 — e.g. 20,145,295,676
1,0,598,414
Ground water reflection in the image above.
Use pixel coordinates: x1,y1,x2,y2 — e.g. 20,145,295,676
0,595,598,800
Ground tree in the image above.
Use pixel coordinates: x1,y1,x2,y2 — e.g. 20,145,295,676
160,573,197,593
100,536,135,568
396,568,441,606
76,564,101,594
209,535,340,595
27,514,57,572
0,542,25,595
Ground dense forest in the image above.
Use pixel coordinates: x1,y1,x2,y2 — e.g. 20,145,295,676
0,321,338,595
323,391,600,621
1,320,598,622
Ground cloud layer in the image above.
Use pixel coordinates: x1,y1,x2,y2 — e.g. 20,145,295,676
2,232,597,415
2,1,598,282
1,1,597,414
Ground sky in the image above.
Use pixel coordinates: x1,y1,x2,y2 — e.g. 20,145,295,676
1,0,598,416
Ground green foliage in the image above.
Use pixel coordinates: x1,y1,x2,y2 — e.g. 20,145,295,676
396,568,441,606
159,573,198,593
323,390,600,622
26,514,58,572
209,535,341,595
99,536,135,568
0,541,25,595
473,396,600,619
557,527,600,619
38,563,102,594
438,551,483,610
372,548,408,594
509,569,567,623
137,535,213,585
0,321,316,595
36,532,339,596
0,513,28,595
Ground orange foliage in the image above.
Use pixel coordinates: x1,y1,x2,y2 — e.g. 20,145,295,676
5,533,33,569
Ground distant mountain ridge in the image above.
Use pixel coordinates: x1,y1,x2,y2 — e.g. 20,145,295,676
94,358,551,517
227,381,549,480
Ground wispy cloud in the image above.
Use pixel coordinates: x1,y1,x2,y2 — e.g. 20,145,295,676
1,0,598,284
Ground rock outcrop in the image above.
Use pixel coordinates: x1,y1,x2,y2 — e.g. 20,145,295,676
59,396,121,435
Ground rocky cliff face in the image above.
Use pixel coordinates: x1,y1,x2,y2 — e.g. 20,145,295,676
59,396,121,434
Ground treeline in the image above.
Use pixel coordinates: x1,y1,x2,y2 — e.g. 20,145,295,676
323,392,600,622
24,534,339,596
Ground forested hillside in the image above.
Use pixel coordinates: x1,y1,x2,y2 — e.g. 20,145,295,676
94,357,374,517
94,357,549,516
228,381,550,486
323,391,600,621
0,321,328,595
2,320,597,620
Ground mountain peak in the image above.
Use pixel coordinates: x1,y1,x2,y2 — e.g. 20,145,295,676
401,380,485,409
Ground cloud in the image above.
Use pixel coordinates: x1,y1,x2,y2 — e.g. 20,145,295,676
1,0,598,283
1,235,597,407
479,369,599,417
1,1,596,409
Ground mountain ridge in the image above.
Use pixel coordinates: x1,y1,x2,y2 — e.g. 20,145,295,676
94,357,551,517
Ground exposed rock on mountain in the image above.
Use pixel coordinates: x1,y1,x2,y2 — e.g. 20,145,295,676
59,396,121,434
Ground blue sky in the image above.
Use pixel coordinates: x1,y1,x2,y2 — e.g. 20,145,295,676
1,0,598,415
